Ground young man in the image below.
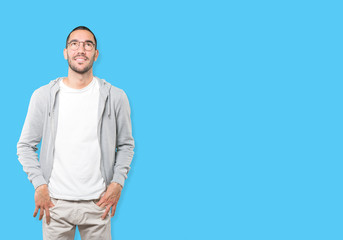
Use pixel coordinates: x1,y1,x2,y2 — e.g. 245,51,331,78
17,26,135,239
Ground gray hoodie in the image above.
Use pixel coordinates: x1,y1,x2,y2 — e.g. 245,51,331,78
17,76,135,190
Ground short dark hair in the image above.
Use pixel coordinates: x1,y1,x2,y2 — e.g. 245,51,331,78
66,26,97,50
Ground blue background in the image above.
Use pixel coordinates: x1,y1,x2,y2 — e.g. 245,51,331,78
0,0,342,239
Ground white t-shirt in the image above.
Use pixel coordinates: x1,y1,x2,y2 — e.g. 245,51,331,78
48,77,106,200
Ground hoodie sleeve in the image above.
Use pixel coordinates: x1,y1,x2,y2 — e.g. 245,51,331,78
111,89,135,188
17,90,47,189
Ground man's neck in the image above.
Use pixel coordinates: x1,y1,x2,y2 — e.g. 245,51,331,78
63,69,94,89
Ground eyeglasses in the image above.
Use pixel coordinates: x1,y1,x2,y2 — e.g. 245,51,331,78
68,41,95,51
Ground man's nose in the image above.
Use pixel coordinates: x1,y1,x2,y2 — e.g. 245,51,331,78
77,42,86,53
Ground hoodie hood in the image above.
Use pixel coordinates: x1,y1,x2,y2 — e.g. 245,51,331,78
48,76,112,117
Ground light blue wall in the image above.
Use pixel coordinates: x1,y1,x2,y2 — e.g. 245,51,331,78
1,0,342,239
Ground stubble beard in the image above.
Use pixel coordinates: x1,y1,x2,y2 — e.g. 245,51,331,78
68,54,95,74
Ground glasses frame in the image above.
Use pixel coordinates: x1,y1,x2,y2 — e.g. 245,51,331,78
67,40,95,51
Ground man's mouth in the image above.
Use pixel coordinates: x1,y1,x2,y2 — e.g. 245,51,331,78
74,57,88,62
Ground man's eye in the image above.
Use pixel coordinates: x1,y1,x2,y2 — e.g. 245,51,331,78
86,43,92,47
71,42,78,47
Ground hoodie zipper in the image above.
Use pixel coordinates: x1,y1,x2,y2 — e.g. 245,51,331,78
49,80,60,177
98,83,109,185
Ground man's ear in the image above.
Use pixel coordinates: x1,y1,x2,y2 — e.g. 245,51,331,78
94,49,99,62
63,48,68,60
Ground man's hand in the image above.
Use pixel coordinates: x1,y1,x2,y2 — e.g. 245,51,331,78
33,184,54,225
97,182,123,219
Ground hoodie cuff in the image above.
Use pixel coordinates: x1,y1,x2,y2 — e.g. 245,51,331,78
111,174,125,188
32,175,47,190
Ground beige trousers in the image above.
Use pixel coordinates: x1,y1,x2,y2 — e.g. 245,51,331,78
42,198,111,240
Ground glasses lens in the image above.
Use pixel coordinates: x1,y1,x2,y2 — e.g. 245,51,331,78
70,42,79,50
85,42,93,51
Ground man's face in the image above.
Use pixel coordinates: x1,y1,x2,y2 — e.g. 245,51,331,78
63,30,99,74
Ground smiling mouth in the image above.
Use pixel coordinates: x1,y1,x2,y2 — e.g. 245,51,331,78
75,57,88,63
75,58,87,63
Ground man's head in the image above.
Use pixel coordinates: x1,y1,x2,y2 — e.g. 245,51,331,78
64,26,99,74
66,26,97,50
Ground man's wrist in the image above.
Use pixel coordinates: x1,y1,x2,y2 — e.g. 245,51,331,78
110,182,123,189
36,184,48,191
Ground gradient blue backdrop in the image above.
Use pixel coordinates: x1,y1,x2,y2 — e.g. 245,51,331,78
0,0,342,239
